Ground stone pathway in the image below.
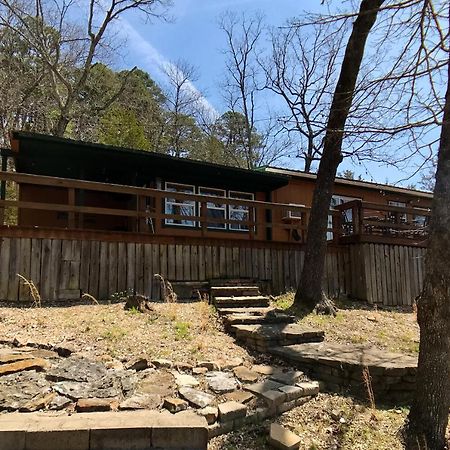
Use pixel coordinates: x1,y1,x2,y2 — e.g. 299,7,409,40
0,338,319,439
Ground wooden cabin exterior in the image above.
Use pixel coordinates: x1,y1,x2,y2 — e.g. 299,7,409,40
0,132,431,306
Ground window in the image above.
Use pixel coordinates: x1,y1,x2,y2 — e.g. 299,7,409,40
328,195,360,240
388,200,407,222
229,191,254,231
198,187,226,229
413,208,429,227
164,182,196,227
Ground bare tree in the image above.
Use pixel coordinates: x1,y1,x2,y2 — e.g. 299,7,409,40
161,59,204,157
294,0,386,313
263,21,345,172
404,32,449,448
0,0,171,137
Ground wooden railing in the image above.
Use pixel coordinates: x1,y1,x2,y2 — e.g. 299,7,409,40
335,200,430,244
0,171,336,242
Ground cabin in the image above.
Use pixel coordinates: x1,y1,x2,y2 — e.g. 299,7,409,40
0,132,431,305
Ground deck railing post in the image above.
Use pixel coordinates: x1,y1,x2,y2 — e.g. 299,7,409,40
200,201,207,236
68,188,75,228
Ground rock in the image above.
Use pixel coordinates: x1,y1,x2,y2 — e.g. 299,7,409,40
76,398,118,412
163,397,188,413
198,361,220,371
119,393,162,410
218,357,244,371
173,372,199,388
278,385,304,401
270,370,304,385
261,390,286,407
178,387,215,408
0,353,34,364
20,392,55,412
243,380,284,395
48,394,72,411
52,343,75,357
105,360,124,371
218,401,247,422
124,294,156,314
151,359,173,369
53,375,121,400
46,357,107,382
135,371,174,397
269,423,301,450
206,371,238,394
193,367,208,375
197,406,218,424
175,362,193,372
125,356,149,371
252,364,276,375
0,357,49,376
233,366,259,383
296,381,319,396
224,390,254,404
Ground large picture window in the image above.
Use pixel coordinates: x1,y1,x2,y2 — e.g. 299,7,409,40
198,187,226,229
229,191,254,231
164,182,196,227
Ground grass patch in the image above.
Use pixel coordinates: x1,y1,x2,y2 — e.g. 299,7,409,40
102,325,127,341
174,321,191,340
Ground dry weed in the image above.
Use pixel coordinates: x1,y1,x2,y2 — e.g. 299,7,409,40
16,274,41,307
82,292,99,305
362,366,376,409
154,274,177,303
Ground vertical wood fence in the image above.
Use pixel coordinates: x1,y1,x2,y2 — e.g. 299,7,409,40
0,236,425,306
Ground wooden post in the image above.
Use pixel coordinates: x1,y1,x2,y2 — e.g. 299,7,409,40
200,201,207,236
333,211,342,243
0,153,6,225
249,206,255,240
68,188,75,228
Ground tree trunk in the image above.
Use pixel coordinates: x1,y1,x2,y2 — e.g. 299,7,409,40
404,43,450,450
52,115,70,137
294,0,385,311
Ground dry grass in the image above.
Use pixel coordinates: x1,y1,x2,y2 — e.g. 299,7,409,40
0,301,249,364
210,394,409,450
274,292,420,355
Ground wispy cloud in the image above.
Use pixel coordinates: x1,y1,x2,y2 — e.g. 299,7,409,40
115,18,218,116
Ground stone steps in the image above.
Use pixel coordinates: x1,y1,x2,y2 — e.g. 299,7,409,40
230,324,325,352
210,278,256,287
213,296,270,308
216,306,273,316
210,286,261,297
223,311,296,327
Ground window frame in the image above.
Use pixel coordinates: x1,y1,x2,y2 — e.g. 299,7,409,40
164,182,196,227
198,186,227,230
228,190,255,232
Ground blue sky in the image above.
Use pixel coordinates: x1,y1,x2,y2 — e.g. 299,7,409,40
114,0,433,188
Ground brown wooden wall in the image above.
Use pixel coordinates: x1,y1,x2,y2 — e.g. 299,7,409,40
0,237,424,306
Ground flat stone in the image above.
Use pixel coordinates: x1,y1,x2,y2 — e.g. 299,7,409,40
252,364,276,375
173,372,199,387
218,357,244,370
119,393,162,410
218,401,247,422
224,391,254,404
53,376,121,400
243,380,284,395
163,397,188,413
270,370,304,385
151,359,173,369
206,371,238,394
46,357,106,382
261,390,286,407
135,371,174,397
193,367,208,375
197,406,218,424
296,381,319,396
125,356,149,371
20,392,55,412
0,353,35,364
30,349,60,359
76,398,117,412
179,387,215,408
174,362,193,371
198,361,220,371
278,385,304,401
233,366,259,382
269,423,301,450
48,394,72,410
0,358,49,376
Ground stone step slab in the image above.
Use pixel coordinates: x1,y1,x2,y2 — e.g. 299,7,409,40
216,306,273,316
209,279,256,287
213,296,270,308
223,312,295,327
210,286,261,298
269,423,301,450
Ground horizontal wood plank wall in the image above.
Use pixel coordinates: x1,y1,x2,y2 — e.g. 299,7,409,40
0,237,423,305
348,243,426,306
